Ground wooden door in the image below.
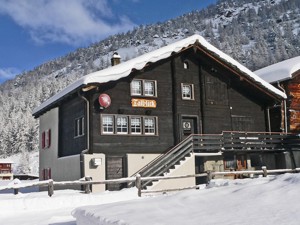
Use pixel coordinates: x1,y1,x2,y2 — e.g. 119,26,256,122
106,156,126,191
180,116,198,141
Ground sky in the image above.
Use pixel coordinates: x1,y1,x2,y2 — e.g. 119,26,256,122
0,0,217,83
0,173,300,224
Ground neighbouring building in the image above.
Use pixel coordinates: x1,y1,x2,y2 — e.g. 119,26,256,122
33,34,299,192
255,56,300,133
0,159,14,180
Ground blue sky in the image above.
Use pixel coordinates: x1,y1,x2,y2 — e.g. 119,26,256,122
0,0,217,83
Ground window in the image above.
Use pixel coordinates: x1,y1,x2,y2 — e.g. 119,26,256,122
183,61,189,69
101,114,157,136
224,155,236,170
131,79,157,97
131,117,142,134
42,168,51,180
144,80,155,96
42,129,51,149
102,115,114,134
42,131,46,149
131,80,142,96
45,129,51,148
144,117,156,135
116,116,128,134
75,117,85,137
181,83,194,100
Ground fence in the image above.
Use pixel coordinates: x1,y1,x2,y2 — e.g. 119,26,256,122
1,167,299,197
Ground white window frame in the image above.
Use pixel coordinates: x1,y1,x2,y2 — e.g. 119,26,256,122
101,114,158,136
144,117,156,135
144,80,156,96
130,117,142,135
102,115,114,134
130,79,157,97
181,83,194,100
116,116,129,134
130,80,142,96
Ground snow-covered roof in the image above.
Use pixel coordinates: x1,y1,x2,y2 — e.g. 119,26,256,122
255,56,300,83
0,159,14,164
33,34,286,117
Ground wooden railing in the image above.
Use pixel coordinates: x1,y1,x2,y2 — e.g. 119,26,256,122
1,167,299,197
130,132,300,189
192,131,300,152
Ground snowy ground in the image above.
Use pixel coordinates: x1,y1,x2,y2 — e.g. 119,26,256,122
1,173,300,225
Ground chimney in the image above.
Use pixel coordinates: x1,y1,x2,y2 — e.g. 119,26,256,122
111,52,121,66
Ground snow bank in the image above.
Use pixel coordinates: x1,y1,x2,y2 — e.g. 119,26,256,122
1,174,299,225
73,173,300,225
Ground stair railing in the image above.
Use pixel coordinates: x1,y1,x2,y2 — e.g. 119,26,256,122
130,135,194,188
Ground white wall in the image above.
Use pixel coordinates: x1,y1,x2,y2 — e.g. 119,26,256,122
83,154,106,192
149,154,196,191
127,153,160,177
39,108,81,182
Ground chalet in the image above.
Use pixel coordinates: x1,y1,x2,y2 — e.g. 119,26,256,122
33,34,299,192
255,56,300,133
0,159,14,180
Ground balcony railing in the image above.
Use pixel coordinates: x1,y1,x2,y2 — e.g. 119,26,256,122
193,131,300,152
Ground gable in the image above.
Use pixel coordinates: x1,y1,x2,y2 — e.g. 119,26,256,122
33,34,286,118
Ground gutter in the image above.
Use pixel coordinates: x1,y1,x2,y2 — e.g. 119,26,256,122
78,90,90,178
277,82,288,133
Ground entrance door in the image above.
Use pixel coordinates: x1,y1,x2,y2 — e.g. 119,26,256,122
236,154,247,170
180,116,198,141
106,156,126,191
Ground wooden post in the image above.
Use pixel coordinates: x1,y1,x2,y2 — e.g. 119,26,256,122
85,177,91,194
13,188,19,195
48,180,54,197
136,174,142,197
206,171,212,185
262,166,267,177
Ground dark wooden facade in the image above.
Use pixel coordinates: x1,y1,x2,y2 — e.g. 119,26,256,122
59,96,87,157
56,46,280,184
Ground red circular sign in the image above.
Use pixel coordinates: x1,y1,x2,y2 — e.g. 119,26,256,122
98,93,111,108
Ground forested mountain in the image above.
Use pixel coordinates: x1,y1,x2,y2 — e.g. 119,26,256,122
0,0,299,174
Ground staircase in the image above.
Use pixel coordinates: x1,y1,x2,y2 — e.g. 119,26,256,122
134,135,194,189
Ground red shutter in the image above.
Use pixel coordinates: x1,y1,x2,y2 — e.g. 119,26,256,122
47,129,51,148
42,132,45,149
48,168,51,179
42,169,46,180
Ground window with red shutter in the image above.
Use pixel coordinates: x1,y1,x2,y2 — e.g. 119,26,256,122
46,129,51,148
42,131,46,149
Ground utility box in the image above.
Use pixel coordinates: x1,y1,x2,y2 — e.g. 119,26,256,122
92,158,102,166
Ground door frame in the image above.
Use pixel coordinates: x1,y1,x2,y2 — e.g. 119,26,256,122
179,114,200,142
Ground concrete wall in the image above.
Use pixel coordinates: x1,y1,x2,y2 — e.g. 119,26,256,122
293,151,300,168
127,153,160,177
149,154,196,191
83,154,106,192
203,156,224,179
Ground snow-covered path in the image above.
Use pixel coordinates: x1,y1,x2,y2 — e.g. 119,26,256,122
1,173,300,225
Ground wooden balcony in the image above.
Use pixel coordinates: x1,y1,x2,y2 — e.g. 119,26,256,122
192,131,300,153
